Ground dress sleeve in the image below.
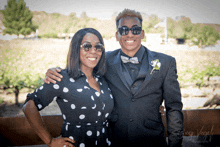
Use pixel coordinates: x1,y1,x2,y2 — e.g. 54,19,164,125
24,71,66,111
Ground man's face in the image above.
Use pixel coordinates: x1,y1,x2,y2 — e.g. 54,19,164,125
116,17,145,56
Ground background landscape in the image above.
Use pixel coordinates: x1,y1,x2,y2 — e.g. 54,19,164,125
0,0,220,117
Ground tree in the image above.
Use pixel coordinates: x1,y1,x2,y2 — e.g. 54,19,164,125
2,0,38,38
143,14,161,33
167,17,176,38
172,17,193,39
192,25,220,48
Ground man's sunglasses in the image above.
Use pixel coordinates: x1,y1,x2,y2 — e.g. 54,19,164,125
118,26,142,36
80,43,104,52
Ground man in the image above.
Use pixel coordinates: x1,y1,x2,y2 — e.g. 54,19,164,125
44,9,183,147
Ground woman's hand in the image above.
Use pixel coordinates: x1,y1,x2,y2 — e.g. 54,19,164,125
49,137,75,147
44,67,63,84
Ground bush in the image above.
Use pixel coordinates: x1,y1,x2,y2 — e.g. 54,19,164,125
178,63,220,87
38,33,58,38
0,48,44,105
192,25,220,48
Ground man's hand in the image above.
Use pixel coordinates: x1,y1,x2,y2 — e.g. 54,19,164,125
44,67,63,84
49,136,75,147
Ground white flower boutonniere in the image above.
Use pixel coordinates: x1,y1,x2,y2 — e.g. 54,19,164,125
150,59,161,74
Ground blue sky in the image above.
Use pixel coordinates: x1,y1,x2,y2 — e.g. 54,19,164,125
1,0,220,24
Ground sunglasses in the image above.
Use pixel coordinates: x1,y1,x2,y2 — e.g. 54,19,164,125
80,43,104,52
118,26,142,36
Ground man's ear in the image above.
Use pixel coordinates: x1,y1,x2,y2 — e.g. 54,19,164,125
116,31,119,41
141,30,145,39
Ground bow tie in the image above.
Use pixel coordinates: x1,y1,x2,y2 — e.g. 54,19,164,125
121,56,139,64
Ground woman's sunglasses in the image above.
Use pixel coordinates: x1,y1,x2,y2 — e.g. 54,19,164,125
118,26,142,36
80,43,104,52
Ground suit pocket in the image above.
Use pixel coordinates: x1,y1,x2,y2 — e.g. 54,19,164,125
144,118,164,131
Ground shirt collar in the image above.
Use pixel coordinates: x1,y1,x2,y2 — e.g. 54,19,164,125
79,70,100,78
120,45,145,63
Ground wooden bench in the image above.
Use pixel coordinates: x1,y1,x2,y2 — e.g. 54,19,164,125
0,109,220,146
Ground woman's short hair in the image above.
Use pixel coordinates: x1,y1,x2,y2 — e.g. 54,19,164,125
66,28,106,78
116,8,143,28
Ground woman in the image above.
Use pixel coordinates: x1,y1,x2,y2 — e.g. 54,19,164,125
22,28,114,147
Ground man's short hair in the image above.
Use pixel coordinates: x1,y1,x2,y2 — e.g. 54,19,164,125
116,8,143,28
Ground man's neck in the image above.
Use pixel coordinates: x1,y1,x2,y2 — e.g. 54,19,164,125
121,45,141,57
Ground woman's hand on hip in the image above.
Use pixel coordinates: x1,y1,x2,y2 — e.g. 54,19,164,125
49,137,75,147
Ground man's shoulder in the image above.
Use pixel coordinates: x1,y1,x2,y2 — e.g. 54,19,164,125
106,49,120,60
144,46,175,60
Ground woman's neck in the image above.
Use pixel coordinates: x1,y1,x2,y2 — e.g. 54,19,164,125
80,67,94,79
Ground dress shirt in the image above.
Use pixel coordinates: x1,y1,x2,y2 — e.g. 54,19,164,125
121,45,148,94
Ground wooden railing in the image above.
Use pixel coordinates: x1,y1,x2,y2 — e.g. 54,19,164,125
0,109,220,146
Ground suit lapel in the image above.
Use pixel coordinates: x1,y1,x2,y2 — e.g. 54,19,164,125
112,51,131,93
134,47,156,96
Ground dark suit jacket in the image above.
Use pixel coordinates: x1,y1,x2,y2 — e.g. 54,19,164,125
105,46,183,147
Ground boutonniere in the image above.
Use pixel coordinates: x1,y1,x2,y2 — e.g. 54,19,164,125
150,59,161,74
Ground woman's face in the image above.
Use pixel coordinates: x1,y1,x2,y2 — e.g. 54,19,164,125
79,33,103,72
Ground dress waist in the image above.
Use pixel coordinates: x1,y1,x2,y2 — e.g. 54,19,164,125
62,120,108,126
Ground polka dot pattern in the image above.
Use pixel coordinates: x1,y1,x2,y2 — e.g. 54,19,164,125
28,71,114,147
63,87,69,93
76,125,81,128
110,94,113,99
95,92,100,97
87,130,92,136
63,114,66,120
79,114,85,119
69,136,74,140
84,86,90,89
53,84,59,89
71,104,76,109
97,131,100,136
92,104,96,109
77,89,83,92
105,113,109,118
91,95,94,101
69,78,75,82
38,104,42,109
39,86,43,90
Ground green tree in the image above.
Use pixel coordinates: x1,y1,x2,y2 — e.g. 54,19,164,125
2,0,38,38
192,25,220,48
173,17,192,39
143,14,161,33
167,17,176,38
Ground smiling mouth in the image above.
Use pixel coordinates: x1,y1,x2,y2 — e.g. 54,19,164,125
87,58,97,61
126,40,134,43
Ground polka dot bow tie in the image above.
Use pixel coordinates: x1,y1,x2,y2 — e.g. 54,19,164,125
121,56,139,64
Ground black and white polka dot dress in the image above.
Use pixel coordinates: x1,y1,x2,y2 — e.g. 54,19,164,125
25,70,114,147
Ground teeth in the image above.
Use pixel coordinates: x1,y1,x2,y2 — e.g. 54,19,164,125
126,40,134,43
88,58,96,61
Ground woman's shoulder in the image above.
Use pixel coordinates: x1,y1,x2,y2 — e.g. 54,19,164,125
60,69,76,82
59,69,71,81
